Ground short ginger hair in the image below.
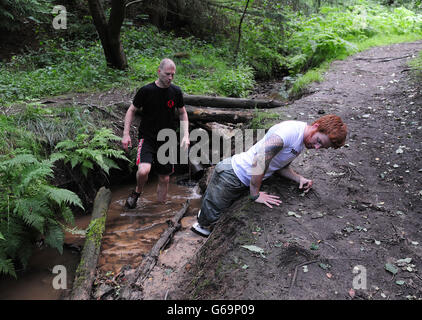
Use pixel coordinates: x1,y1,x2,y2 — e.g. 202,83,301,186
312,114,347,149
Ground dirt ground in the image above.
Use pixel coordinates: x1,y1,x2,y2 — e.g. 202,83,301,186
134,40,422,301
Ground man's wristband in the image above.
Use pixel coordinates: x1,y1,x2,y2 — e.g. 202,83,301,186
249,194,259,202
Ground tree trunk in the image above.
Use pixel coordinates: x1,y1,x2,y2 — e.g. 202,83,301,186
235,0,250,57
87,0,128,70
70,187,112,300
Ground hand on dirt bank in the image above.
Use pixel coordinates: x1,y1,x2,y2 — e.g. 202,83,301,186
299,176,313,193
255,192,282,208
122,134,132,152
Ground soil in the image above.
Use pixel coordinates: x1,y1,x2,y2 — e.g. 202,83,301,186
139,40,422,301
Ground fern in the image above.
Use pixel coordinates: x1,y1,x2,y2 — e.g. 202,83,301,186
54,127,129,177
42,185,84,210
14,197,48,233
0,151,84,278
44,222,64,255
0,254,17,279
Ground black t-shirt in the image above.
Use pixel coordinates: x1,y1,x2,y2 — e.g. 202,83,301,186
133,82,184,141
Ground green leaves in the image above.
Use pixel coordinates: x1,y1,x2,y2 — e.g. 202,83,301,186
0,150,84,278
53,127,129,177
218,64,255,98
42,185,84,210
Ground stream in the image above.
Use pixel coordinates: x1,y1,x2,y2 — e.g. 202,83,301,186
0,174,201,300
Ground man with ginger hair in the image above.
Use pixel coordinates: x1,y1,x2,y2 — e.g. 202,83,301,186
122,58,190,208
191,114,347,237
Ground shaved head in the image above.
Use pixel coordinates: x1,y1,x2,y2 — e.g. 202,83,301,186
159,58,176,70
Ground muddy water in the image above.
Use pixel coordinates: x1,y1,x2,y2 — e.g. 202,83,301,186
98,175,201,274
0,174,201,299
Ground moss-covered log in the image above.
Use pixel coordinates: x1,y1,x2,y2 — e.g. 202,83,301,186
70,186,111,300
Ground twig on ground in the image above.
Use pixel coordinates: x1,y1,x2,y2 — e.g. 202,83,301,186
288,260,319,298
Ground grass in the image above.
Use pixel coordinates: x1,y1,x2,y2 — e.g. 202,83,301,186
408,48,422,77
249,110,281,130
291,33,422,96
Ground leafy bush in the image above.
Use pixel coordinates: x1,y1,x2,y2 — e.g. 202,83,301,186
216,64,256,98
0,0,50,31
52,128,129,177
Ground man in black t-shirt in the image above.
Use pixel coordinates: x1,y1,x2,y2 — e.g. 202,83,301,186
122,58,190,208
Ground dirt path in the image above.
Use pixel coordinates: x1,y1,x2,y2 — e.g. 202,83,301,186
142,41,422,301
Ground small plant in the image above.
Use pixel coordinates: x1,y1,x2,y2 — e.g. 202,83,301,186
52,128,129,177
249,110,281,130
217,64,255,98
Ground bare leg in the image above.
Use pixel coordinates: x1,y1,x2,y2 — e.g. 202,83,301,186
136,163,151,194
157,174,170,203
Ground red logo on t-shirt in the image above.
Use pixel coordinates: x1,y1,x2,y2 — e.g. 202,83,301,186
167,100,174,108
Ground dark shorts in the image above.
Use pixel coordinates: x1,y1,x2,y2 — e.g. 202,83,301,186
136,138,174,176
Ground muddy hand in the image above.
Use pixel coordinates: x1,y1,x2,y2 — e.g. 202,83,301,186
299,177,313,193
255,192,282,208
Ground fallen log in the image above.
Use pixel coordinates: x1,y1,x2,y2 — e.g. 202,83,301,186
70,186,111,300
119,200,191,300
185,105,253,124
199,122,240,138
183,94,285,109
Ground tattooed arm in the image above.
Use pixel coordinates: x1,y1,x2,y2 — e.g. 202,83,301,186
249,134,284,208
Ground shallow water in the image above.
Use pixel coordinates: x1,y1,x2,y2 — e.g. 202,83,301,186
97,176,201,274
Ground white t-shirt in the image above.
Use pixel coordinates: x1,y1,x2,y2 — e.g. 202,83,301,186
231,121,306,186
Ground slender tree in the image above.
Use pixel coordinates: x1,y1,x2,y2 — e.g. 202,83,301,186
235,0,251,58
87,0,128,70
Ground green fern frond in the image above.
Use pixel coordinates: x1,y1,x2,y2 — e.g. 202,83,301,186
16,240,33,270
102,149,130,162
1,153,38,168
55,139,79,151
42,185,84,209
52,128,128,178
19,165,54,191
82,160,94,171
49,152,67,163
0,254,17,278
13,197,48,233
70,155,80,169
44,222,64,255
60,206,75,226
103,157,121,172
